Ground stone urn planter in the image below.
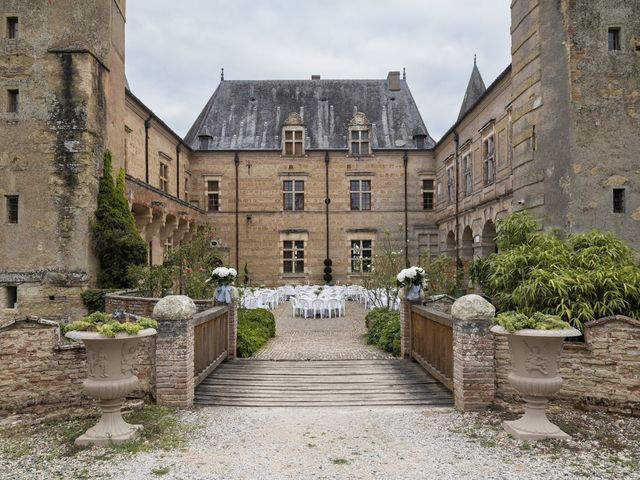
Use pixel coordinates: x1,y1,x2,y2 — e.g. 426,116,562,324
65,328,157,446
491,325,581,440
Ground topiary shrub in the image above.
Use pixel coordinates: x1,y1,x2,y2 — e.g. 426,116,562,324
471,211,640,331
92,150,147,288
324,258,332,267
236,308,276,358
323,273,332,283
365,308,401,356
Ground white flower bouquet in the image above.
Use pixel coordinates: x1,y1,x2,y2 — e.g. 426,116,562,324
396,266,426,301
208,266,238,303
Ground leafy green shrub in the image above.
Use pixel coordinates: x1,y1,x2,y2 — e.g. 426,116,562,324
471,211,640,331
236,308,276,358
493,311,571,333
420,255,456,296
80,289,112,313
92,151,147,288
127,264,178,298
365,308,401,356
61,311,157,337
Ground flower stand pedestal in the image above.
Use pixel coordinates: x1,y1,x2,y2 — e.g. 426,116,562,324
491,325,581,440
66,329,157,446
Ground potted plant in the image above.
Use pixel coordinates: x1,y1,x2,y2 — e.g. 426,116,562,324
490,311,581,440
396,266,426,302
62,311,157,446
208,266,238,304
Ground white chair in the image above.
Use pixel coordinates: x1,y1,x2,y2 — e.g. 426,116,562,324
312,298,325,318
298,298,313,318
326,298,340,318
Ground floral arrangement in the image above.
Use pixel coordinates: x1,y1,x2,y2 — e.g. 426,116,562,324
396,266,426,288
208,266,238,286
62,311,157,338
209,266,238,303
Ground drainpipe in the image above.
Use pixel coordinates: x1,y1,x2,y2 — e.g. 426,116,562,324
403,150,409,267
176,142,181,199
324,151,330,261
234,152,240,269
453,131,461,270
144,115,152,183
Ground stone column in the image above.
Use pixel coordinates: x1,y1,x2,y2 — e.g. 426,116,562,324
227,298,238,360
153,295,197,408
451,294,496,411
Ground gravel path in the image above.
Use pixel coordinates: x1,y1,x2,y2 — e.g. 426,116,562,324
2,406,638,479
251,300,394,360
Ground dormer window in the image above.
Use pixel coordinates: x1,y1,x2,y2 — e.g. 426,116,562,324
282,112,305,156
349,112,371,156
197,135,212,150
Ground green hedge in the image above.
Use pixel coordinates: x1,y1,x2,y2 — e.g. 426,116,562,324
80,289,112,313
365,308,401,357
236,308,276,358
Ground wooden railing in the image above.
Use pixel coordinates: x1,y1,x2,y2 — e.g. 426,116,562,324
193,306,229,387
410,305,453,391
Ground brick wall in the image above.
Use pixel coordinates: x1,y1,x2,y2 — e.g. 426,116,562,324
0,317,155,414
495,316,640,415
105,291,215,316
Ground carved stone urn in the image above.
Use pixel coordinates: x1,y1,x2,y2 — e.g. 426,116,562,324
491,325,581,440
66,329,157,446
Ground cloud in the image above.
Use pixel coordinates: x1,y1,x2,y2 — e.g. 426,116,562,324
125,0,511,140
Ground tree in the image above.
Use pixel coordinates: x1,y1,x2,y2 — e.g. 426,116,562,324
92,150,147,288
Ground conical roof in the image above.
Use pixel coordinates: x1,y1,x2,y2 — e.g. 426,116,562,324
457,58,486,120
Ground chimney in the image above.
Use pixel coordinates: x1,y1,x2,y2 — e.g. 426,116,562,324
311,74,321,80
387,71,401,91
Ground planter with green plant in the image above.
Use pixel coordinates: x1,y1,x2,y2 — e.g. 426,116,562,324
490,311,580,441
62,312,157,446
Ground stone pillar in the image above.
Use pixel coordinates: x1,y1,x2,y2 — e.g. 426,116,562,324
399,288,420,359
227,298,238,360
451,294,496,411
153,295,197,408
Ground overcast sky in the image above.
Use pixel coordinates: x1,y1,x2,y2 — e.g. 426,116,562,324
124,1,512,141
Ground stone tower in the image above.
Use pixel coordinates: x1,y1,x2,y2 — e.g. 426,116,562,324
510,0,640,245
0,0,127,320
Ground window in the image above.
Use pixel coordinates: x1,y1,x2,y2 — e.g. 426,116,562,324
6,195,18,224
350,239,372,273
197,135,211,150
608,28,621,51
184,178,189,201
350,180,371,210
418,233,439,261
4,286,17,309
283,180,304,211
6,17,18,39
159,163,169,192
463,154,473,196
206,180,220,211
422,179,434,210
7,89,18,113
283,129,304,155
446,167,454,203
283,240,304,274
350,129,370,156
483,136,495,186
613,188,625,213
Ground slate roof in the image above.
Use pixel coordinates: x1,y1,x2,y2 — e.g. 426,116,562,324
457,61,487,120
184,77,435,151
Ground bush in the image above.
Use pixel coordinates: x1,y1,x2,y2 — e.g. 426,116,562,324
471,211,640,331
236,308,276,358
92,151,147,288
365,308,401,356
80,289,112,313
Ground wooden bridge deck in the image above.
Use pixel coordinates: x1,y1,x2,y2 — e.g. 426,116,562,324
194,359,454,407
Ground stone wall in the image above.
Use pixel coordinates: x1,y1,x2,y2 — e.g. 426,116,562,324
0,316,154,414
105,291,215,316
495,316,640,415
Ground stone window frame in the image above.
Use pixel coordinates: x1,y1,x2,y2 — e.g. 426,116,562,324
2,285,18,309
446,166,455,204
462,152,473,196
280,231,308,276
349,238,373,274
159,162,169,193
204,175,222,212
421,177,435,210
5,195,18,224
282,179,304,211
6,16,18,40
348,112,372,157
349,179,372,211
482,133,495,186
281,112,306,157
347,231,376,275
608,27,621,51
613,188,626,213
